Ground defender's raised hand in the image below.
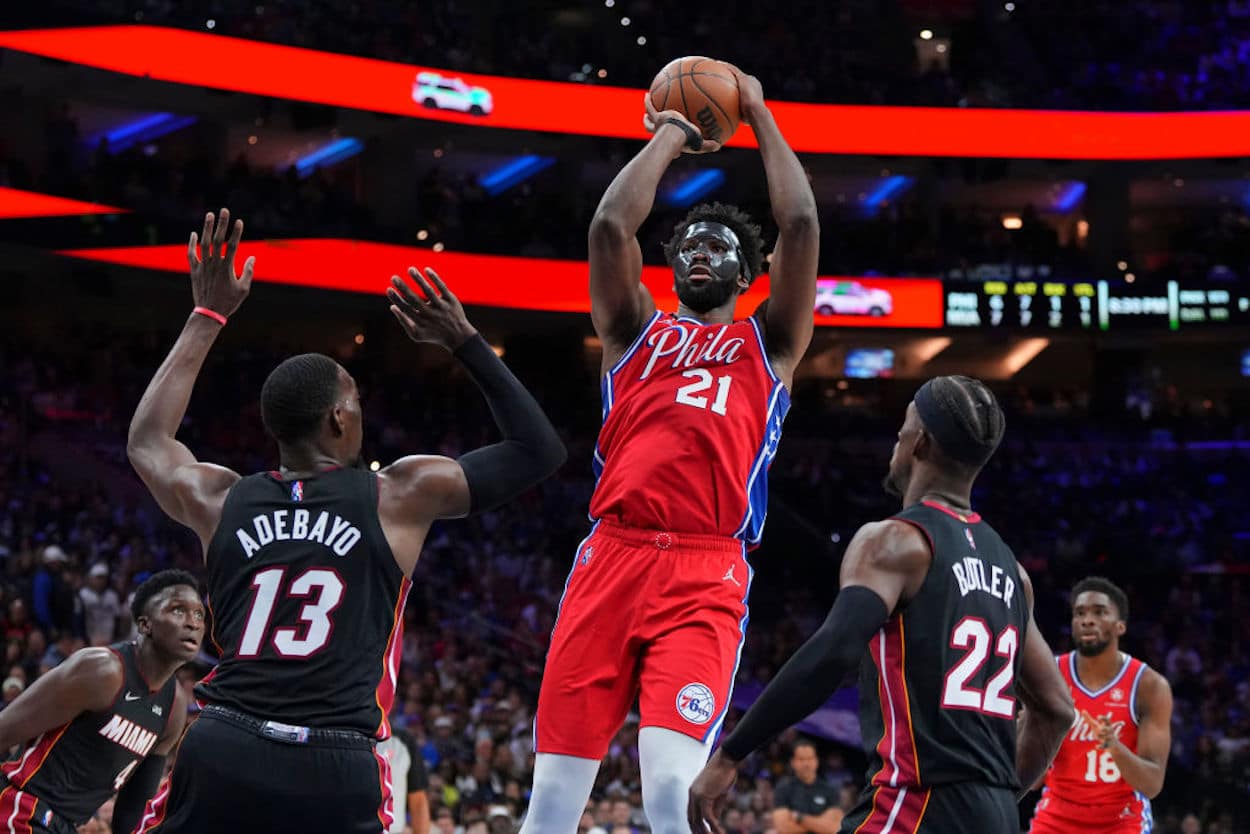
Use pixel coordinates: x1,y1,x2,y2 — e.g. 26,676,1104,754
387,267,478,351
187,208,254,320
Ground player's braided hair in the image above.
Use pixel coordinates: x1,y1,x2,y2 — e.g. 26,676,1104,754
261,353,342,445
131,569,200,621
662,202,766,284
919,375,1006,467
1072,576,1130,622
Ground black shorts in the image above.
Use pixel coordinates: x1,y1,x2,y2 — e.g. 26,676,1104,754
134,705,393,834
839,781,1017,834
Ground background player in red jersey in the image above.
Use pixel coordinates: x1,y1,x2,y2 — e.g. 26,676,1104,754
0,570,202,834
1029,577,1173,834
520,66,818,834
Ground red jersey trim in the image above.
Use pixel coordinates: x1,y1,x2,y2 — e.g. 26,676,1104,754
920,500,981,524
373,576,412,739
852,785,930,834
868,617,920,787
2,723,70,786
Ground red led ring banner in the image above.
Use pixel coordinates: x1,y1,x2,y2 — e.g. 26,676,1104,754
0,186,124,218
5,26,1250,159
57,239,944,328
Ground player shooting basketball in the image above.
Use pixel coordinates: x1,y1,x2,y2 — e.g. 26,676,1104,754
520,64,818,834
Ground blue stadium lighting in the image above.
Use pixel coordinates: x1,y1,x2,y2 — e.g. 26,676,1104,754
664,169,726,207
861,175,913,214
294,138,364,177
478,155,556,195
93,113,199,152
1052,181,1087,213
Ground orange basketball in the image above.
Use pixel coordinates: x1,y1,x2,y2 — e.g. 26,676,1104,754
648,57,740,146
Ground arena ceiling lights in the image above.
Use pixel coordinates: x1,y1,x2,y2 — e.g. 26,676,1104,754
57,239,945,329
5,26,1250,160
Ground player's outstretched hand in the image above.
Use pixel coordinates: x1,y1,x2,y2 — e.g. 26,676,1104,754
644,94,722,154
188,208,254,319
687,749,737,834
387,267,478,351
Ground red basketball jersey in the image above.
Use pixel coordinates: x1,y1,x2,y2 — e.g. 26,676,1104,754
589,312,789,545
1041,651,1150,819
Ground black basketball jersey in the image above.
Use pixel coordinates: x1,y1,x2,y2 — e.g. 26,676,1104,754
2,641,176,825
195,468,409,738
856,500,1028,793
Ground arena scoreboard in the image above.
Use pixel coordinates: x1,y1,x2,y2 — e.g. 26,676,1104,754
945,280,1250,331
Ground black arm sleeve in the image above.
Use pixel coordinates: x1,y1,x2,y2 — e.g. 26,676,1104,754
720,586,890,762
453,335,567,513
112,754,166,834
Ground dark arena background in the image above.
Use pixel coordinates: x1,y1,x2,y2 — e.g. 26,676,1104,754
2,2,1250,833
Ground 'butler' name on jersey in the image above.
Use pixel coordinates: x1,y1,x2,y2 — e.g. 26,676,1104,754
952,553,1017,608
234,509,362,558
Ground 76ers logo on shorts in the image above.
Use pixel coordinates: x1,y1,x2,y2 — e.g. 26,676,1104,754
676,683,715,725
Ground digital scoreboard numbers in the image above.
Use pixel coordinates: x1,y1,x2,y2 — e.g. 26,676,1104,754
945,281,1097,329
1098,281,1250,330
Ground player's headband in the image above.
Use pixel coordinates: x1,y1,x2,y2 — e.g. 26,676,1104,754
682,222,747,279
914,380,996,466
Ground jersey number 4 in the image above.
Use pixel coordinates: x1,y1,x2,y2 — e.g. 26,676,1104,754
675,369,732,416
238,567,344,658
941,617,1019,718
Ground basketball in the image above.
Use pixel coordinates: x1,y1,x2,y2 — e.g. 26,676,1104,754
648,57,741,146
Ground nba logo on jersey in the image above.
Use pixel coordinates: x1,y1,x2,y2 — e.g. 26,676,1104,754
41,811,53,827
291,481,304,502
676,683,715,725
964,528,976,549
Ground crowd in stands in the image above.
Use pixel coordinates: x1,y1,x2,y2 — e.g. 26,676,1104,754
1,321,1248,833
25,0,1250,111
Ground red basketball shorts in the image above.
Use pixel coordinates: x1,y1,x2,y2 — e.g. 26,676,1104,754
1029,793,1150,834
534,521,751,759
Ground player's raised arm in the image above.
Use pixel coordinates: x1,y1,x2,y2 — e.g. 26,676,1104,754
127,209,252,549
1014,565,1077,797
0,648,122,750
688,520,928,834
732,68,819,379
380,268,566,572
588,100,720,355
1093,668,1172,798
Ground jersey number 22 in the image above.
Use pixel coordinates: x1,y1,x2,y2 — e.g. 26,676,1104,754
941,617,1019,718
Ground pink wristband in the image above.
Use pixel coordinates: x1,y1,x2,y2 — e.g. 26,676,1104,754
192,306,228,326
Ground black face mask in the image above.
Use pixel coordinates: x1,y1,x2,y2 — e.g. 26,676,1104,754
673,221,745,313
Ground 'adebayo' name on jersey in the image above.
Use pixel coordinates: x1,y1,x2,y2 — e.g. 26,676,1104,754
234,509,362,559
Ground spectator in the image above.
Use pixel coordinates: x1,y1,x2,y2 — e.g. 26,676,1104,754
772,739,844,834
79,562,121,646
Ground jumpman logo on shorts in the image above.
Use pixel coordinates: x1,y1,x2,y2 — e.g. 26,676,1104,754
722,565,741,586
